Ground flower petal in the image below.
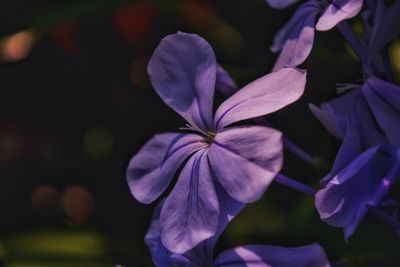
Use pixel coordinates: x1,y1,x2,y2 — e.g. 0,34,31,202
208,126,283,203
362,77,400,147
148,32,217,130
127,133,207,204
214,67,306,130
160,150,219,254
368,0,400,60
184,183,245,264
144,200,173,267
315,145,397,239
266,0,301,9
216,65,239,97
316,0,363,31
214,244,330,267
271,1,321,71
309,89,362,139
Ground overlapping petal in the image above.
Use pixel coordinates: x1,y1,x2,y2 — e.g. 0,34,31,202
160,150,219,254
216,65,239,97
127,133,207,204
214,244,330,267
270,0,322,70
316,0,363,31
362,77,400,147
208,126,283,203
214,67,306,130
315,145,398,239
148,32,217,131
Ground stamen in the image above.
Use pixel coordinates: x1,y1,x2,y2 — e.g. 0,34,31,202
179,124,209,136
207,131,216,143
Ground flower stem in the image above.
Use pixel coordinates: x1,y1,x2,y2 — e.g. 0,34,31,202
368,205,400,232
252,117,320,167
275,173,317,196
336,21,369,68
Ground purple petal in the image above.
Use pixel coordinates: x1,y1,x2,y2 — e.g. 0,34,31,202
266,0,301,9
144,199,173,267
362,77,400,147
216,65,239,97
160,150,219,254
214,67,306,130
214,244,330,267
271,1,321,71
127,133,207,204
208,126,283,203
315,145,397,239
316,0,364,31
368,0,400,60
309,89,362,139
185,183,245,263
148,32,217,131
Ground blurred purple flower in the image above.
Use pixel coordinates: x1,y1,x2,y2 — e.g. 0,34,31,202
271,0,363,70
126,32,306,253
316,145,400,239
266,0,301,9
146,189,330,267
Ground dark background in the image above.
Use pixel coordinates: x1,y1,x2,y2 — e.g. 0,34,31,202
0,0,399,266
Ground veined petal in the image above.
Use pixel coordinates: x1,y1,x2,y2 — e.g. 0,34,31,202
184,183,245,264
368,0,400,60
127,133,207,204
208,126,283,203
266,0,301,9
316,0,363,31
271,1,321,71
160,150,219,254
148,32,217,131
214,244,330,267
362,77,400,147
214,67,306,130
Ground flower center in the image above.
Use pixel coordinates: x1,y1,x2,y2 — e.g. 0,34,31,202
207,131,216,143
179,124,216,143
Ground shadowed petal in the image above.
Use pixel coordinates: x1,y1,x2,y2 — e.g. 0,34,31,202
144,200,173,267
160,150,219,254
148,32,217,130
184,183,245,264
216,65,239,97
316,145,398,239
316,0,363,31
362,77,400,147
208,126,283,203
214,67,306,130
214,244,330,267
266,0,301,9
127,133,207,204
309,89,362,139
271,1,321,71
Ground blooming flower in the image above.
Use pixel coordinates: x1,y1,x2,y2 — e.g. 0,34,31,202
146,189,330,267
315,145,400,239
126,32,306,253
270,0,363,70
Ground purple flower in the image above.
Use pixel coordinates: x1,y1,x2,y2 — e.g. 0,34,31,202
126,32,306,253
271,0,363,70
315,145,400,239
146,189,330,267
266,0,302,9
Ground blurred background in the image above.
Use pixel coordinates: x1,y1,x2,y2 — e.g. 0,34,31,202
0,0,399,266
